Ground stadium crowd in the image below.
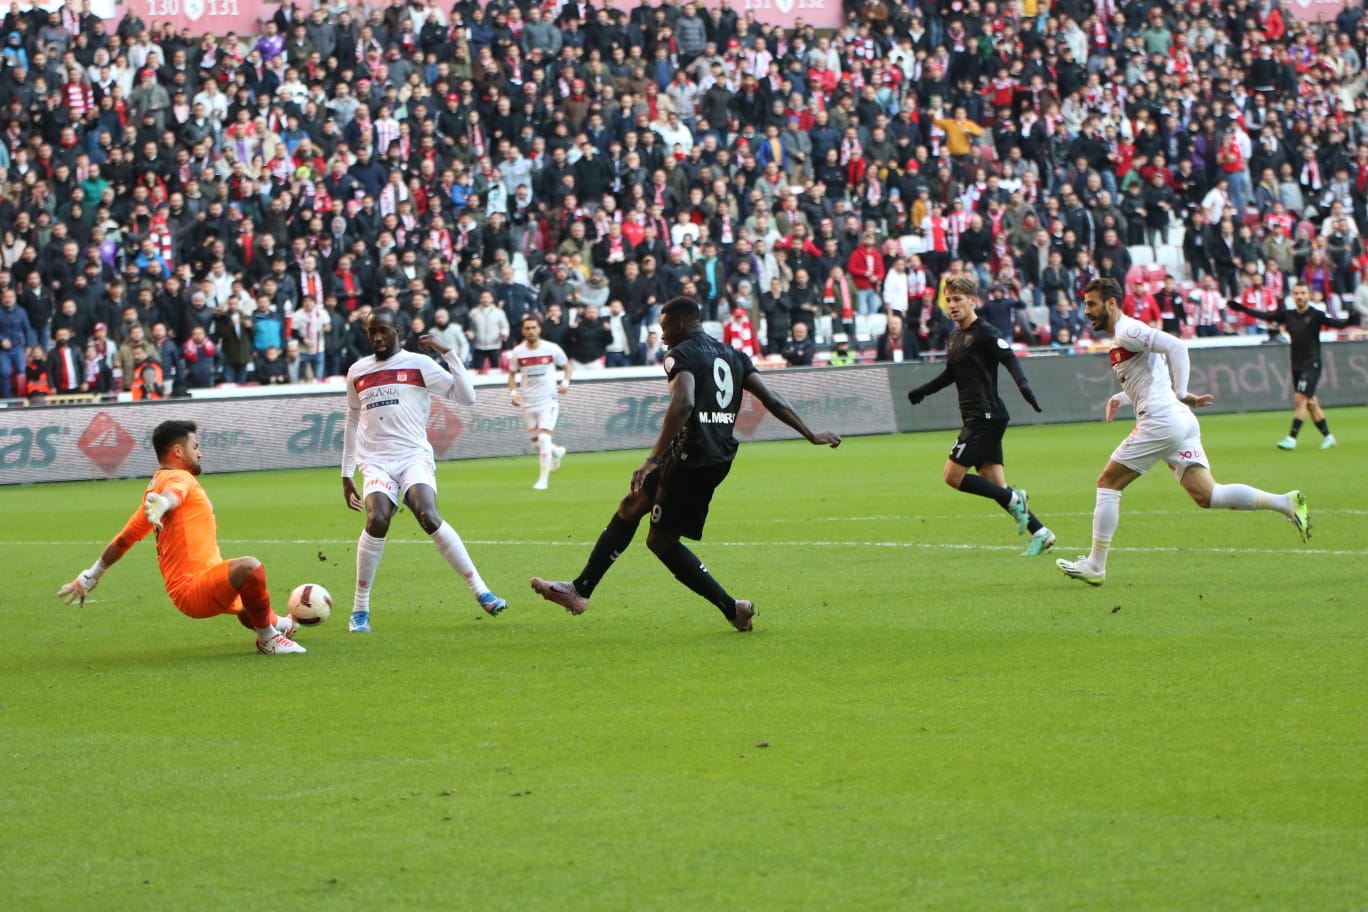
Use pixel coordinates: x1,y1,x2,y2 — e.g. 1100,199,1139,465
2,0,1368,404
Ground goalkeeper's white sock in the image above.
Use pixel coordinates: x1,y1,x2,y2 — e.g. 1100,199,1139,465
536,431,553,485
354,531,386,613
431,521,487,595
1088,488,1122,571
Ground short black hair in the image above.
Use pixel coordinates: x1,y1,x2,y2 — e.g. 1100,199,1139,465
153,420,196,460
661,296,702,325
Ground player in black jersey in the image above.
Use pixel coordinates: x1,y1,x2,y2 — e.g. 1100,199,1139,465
906,274,1054,555
530,297,842,632
1227,280,1359,450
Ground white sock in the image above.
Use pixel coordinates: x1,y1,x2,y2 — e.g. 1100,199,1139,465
1210,483,1291,516
1088,488,1122,571
431,521,487,595
254,626,277,640
536,431,553,483
354,531,386,613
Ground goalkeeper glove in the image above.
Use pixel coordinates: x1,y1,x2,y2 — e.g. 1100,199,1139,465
1020,384,1042,413
57,559,106,606
144,492,172,529
907,388,926,406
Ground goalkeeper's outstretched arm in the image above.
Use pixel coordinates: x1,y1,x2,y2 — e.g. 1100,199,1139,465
56,492,176,605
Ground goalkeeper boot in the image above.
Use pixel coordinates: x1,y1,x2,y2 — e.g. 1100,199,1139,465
1320,434,1337,449
1277,436,1297,450
256,631,306,655
275,615,299,639
731,600,756,632
530,578,589,615
1022,527,1056,557
1057,557,1105,587
1289,490,1311,543
478,591,508,616
348,610,372,633
1008,489,1031,535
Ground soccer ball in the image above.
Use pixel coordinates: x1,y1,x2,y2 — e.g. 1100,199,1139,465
288,583,333,625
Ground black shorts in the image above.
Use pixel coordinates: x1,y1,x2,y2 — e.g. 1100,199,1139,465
642,453,732,541
1293,366,1321,397
950,418,1007,469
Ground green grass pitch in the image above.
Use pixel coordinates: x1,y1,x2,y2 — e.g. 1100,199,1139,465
3,408,1366,911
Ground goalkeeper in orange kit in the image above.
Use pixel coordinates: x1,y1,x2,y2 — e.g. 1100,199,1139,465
57,419,307,655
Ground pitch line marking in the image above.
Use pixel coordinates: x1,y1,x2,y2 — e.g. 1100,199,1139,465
9,540,1365,557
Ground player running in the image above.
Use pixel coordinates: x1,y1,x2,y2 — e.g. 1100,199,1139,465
529,296,842,632
1227,279,1359,450
341,309,507,632
508,314,572,490
1058,277,1310,587
905,274,1055,555
57,419,305,655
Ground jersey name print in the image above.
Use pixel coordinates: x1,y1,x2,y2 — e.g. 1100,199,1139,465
664,331,758,467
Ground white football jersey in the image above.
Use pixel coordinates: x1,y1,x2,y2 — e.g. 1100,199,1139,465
1107,313,1186,420
510,340,567,408
343,350,474,473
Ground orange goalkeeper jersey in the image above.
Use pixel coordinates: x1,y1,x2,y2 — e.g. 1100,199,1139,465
116,468,223,600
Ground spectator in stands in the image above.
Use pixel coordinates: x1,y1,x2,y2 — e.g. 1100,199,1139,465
782,322,816,367
876,312,919,363
0,287,29,399
182,326,218,389
468,288,510,373
567,303,612,372
828,334,856,366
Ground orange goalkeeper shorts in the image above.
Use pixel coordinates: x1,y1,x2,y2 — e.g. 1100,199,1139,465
171,561,244,619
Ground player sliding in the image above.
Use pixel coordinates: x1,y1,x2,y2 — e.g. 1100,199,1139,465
905,274,1055,555
57,419,305,655
1227,280,1359,450
508,314,571,490
530,296,842,632
1058,277,1310,587
341,309,507,632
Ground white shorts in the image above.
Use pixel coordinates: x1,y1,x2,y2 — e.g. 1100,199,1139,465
523,400,560,433
361,457,437,505
1111,409,1209,480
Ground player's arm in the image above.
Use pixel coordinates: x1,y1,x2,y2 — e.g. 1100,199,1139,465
418,334,477,404
906,365,953,405
507,358,522,406
631,370,696,492
1104,391,1131,422
994,343,1042,412
341,377,363,510
1146,328,1213,409
56,501,157,605
1319,309,1359,330
558,354,572,394
1226,298,1283,323
743,371,842,447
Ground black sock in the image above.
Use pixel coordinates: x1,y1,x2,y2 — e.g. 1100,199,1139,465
1315,419,1331,437
1027,512,1044,535
959,473,1013,509
1290,418,1303,438
655,540,735,618
574,513,641,598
